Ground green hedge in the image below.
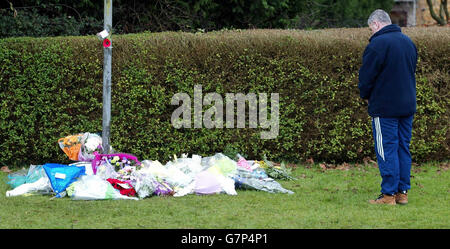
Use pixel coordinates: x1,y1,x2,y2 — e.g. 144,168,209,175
1,27,449,168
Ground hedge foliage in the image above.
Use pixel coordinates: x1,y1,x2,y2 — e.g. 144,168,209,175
0,0,395,37
0,27,449,168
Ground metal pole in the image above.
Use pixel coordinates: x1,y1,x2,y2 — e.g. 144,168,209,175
102,0,112,154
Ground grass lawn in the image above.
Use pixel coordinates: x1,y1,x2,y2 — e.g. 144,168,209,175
1,162,449,229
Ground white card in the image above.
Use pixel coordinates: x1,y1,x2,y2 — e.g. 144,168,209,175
55,172,66,179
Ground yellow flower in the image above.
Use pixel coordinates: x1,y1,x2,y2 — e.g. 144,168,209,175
258,161,268,168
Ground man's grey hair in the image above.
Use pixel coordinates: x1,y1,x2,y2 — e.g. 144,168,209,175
368,9,392,26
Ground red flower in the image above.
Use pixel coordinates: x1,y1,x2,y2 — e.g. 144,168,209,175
103,38,111,48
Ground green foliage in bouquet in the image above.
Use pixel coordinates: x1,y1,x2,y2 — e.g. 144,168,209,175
262,155,297,181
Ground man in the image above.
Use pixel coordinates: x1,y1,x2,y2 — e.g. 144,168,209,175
358,9,418,205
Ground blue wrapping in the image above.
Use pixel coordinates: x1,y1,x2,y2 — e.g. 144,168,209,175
43,163,86,197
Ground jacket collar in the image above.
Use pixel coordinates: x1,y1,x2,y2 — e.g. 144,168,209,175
369,24,402,42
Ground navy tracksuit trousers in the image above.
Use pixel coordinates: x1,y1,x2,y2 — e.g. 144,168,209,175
371,115,414,195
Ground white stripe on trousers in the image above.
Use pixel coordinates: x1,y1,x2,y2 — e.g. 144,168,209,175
374,117,385,161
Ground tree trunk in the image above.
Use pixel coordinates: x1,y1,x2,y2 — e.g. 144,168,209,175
442,0,449,23
427,0,447,25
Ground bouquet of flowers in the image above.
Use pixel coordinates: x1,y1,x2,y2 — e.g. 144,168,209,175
259,155,297,181
92,152,142,182
78,133,106,161
108,155,142,181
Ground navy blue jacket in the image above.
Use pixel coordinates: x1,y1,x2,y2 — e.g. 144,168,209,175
358,24,418,117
